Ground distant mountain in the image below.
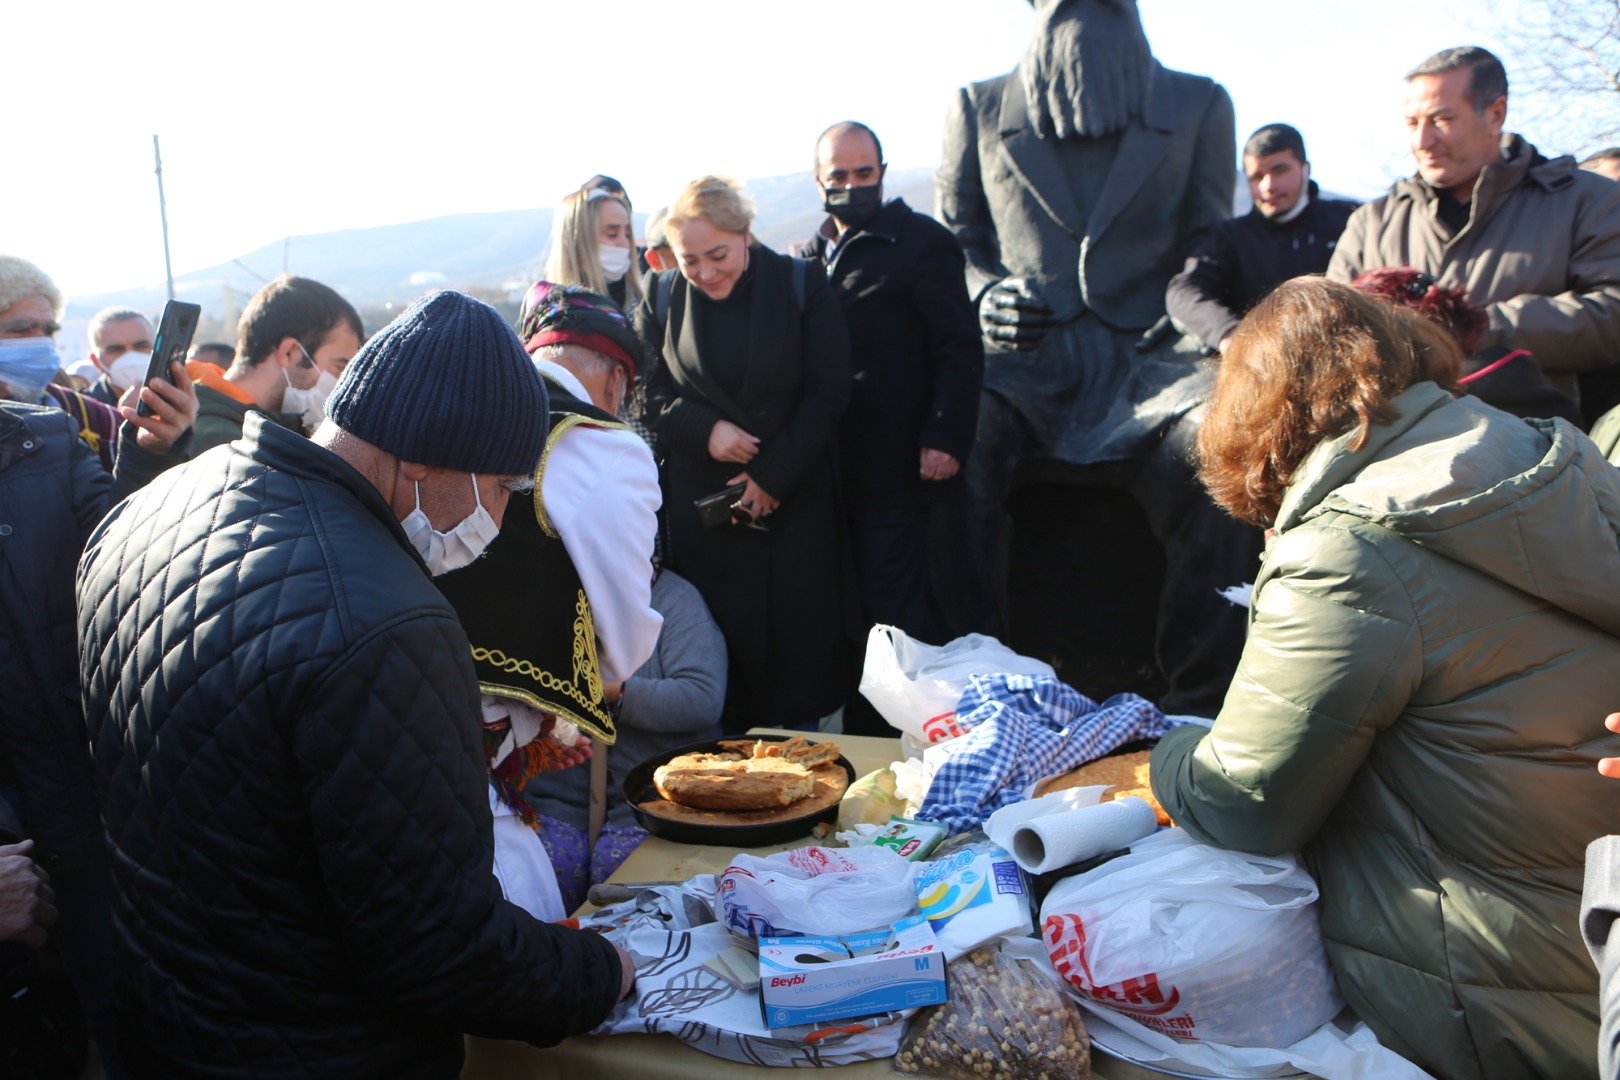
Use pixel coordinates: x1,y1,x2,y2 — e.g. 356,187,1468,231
66,166,941,322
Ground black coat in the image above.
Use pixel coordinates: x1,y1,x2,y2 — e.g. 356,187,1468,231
797,198,983,509
0,404,182,875
1165,183,1360,352
77,414,622,1077
636,247,854,728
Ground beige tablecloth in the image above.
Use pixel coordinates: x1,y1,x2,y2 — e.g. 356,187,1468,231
464,729,1150,1078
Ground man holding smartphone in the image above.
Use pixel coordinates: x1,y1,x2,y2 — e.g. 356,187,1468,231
188,273,362,452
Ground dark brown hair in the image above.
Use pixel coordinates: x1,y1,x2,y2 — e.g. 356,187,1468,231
1197,277,1463,526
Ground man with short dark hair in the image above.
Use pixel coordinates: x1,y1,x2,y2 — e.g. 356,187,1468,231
797,120,982,679
82,306,155,407
187,273,362,452
79,290,633,1076
1167,124,1358,354
187,341,235,367
1329,45,1620,409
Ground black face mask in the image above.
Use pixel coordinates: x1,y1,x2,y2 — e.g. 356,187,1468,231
823,183,884,229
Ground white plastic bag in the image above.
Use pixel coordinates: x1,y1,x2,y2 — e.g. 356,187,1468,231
1040,829,1343,1047
860,626,1055,755
717,845,918,940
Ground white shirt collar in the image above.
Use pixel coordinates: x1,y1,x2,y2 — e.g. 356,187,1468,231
533,357,591,404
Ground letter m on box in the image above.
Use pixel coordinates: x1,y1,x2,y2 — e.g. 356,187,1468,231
914,958,931,972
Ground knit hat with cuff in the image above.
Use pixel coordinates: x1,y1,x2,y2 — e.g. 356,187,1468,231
327,290,548,475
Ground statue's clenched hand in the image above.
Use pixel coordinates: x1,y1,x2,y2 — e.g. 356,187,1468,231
978,277,1058,352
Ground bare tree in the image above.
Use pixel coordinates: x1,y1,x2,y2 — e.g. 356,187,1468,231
1482,0,1620,153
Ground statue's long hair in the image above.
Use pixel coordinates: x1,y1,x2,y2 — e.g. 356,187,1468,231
1021,0,1154,139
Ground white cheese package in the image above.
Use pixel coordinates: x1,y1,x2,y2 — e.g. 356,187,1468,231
914,840,1035,960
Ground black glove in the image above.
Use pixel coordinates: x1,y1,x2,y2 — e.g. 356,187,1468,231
978,277,1058,352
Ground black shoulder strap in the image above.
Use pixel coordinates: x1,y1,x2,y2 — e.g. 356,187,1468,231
652,270,674,329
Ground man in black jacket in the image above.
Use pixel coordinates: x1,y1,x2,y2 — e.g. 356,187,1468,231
798,121,983,663
78,291,632,1077
1166,123,1359,355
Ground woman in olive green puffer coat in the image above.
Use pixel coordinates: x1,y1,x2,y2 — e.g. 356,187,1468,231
1152,278,1620,1079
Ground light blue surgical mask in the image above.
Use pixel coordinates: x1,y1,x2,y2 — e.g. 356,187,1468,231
0,337,64,403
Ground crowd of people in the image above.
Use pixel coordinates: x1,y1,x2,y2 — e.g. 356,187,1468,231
3,0,1620,1073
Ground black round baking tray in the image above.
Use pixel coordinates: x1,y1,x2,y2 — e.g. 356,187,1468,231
624,734,856,846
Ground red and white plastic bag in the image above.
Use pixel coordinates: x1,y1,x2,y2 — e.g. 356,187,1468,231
1040,829,1343,1047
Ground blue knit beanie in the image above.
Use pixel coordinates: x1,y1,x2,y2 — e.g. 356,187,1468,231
326,290,548,475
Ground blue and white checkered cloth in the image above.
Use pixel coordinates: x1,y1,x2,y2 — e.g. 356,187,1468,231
914,673,1183,835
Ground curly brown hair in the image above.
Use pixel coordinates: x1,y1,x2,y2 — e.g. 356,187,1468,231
1197,277,1463,526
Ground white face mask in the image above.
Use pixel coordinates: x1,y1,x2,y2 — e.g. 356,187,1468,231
282,368,339,428
402,474,501,575
599,245,633,281
108,350,153,394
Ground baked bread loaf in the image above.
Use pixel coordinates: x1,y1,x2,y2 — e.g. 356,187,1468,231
655,754,816,811
1034,749,1170,826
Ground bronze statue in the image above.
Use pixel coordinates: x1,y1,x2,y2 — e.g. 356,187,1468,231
935,0,1259,714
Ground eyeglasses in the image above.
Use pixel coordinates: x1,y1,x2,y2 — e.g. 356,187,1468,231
295,342,318,369
498,474,536,494
0,318,61,338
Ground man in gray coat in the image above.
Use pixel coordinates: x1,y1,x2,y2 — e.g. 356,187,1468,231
1328,46,1620,414
935,0,1257,714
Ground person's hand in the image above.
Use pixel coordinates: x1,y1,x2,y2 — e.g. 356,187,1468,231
707,420,760,465
978,277,1057,352
536,716,593,770
726,473,779,521
919,448,960,481
614,942,637,1001
0,841,57,948
1600,713,1620,778
118,361,198,454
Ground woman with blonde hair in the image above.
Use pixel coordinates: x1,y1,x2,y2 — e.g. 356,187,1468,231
635,174,853,733
544,176,643,312
1150,276,1620,1077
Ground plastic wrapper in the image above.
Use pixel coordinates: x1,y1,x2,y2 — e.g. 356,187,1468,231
837,766,906,831
716,845,918,940
896,943,1092,1079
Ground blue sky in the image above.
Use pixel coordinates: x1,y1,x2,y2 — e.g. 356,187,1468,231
8,0,1527,299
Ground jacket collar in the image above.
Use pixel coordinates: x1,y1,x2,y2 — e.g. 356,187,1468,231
237,411,426,571
0,404,44,473
1389,134,1572,218
996,61,1178,244
1273,382,1457,534
807,196,907,260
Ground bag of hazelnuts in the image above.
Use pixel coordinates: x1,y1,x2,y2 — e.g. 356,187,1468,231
894,942,1091,1080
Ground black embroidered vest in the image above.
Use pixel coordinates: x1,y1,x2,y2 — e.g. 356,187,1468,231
434,378,629,743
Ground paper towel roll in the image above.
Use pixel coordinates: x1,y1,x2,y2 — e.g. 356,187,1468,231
984,784,1109,852
1010,797,1158,874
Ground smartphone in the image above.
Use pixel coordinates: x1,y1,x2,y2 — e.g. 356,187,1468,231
135,300,201,416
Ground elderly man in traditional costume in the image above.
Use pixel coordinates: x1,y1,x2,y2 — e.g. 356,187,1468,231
435,283,662,919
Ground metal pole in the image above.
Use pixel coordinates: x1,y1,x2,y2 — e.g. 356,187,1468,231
153,135,175,300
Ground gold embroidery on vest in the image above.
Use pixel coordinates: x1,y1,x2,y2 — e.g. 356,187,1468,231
470,641,610,728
